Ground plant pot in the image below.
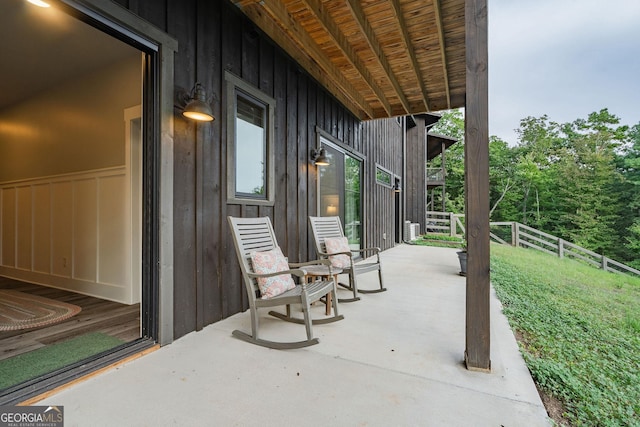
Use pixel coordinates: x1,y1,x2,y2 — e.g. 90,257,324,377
457,251,467,276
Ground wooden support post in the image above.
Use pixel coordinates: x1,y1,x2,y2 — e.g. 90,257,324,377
558,238,564,259
441,141,447,212
464,0,491,372
601,256,608,271
511,222,516,246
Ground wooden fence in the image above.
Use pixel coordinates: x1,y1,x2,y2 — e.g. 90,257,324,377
425,211,465,236
424,212,640,278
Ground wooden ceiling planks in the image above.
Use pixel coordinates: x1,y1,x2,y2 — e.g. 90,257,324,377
231,0,466,119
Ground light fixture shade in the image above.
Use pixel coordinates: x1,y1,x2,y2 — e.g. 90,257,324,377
311,148,330,166
393,179,402,192
183,83,214,122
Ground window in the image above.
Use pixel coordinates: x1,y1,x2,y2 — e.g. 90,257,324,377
317,132,364,251
375,165,392,187
226,71,275,205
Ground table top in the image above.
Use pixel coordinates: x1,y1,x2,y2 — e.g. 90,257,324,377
301,264,343,276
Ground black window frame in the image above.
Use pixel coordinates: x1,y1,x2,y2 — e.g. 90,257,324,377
225,71,276,206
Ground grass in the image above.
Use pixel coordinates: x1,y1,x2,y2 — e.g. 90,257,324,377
0,332,124,390
413,233,464,248
490,244,640,426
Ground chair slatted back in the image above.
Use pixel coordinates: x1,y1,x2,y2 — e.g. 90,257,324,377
228,216,278,299
309,216,345,255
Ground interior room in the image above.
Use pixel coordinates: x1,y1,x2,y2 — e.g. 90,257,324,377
0,0,144,389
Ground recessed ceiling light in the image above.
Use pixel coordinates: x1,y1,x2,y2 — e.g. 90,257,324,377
27,0,51,7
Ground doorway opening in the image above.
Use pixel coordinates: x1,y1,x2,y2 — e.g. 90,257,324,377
0,1,157,401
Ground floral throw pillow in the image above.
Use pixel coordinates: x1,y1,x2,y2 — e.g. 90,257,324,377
324,237,352,269
250,247,296,299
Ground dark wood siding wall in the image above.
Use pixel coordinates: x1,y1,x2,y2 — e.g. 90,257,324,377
405,117,427,227
361,119,404,251
115,0,364,339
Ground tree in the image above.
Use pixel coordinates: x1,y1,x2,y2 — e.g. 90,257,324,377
430,109,465,212
617,123,640,266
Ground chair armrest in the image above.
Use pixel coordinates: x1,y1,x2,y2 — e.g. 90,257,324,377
247,268,307,279
288,259,331,268
352,246,381,253
323,250,354,257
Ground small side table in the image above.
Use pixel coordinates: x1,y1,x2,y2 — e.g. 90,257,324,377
302,265,342,315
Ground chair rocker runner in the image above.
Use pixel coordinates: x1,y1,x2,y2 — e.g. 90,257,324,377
308,216,386,302
228,216,344,349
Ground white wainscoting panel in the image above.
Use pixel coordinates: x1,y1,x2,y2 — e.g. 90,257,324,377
0,168,139,304
32,183,51,274
1,188,16,267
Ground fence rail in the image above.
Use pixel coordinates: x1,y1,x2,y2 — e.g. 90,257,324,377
424,212,640,278
425,211,465,236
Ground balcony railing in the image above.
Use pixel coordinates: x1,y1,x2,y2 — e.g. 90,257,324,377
426,168,444,181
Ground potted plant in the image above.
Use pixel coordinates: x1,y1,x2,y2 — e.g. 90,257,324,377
457,236,467,276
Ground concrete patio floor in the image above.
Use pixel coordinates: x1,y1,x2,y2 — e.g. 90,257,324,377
38,244,551,426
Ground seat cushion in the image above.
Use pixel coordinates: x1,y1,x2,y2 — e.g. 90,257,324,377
324,236,352,268
250,247,296,299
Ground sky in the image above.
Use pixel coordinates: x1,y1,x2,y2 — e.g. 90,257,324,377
488,0,640,145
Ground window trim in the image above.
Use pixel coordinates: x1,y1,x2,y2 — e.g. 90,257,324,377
225,71,276,206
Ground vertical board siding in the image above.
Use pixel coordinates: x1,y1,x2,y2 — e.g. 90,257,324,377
125,0,405,339
169,0,198,337
405,117,427,227
198,0,223,328
361,119,403,252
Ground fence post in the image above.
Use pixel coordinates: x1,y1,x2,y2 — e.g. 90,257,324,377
449,212,455,237
601,256,608,272
510,222,516,246
558,238,564,259
514,223,520,248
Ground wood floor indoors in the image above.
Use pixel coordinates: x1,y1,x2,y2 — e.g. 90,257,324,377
0,277,140,362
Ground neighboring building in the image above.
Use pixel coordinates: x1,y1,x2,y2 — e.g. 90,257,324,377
0,0,487,404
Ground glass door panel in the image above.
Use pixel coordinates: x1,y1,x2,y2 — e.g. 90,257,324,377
318,143,362,251
344,154,362,250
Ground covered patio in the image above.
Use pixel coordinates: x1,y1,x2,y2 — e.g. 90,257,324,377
37,244,550,426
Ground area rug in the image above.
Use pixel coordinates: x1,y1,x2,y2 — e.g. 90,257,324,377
0,290,82,331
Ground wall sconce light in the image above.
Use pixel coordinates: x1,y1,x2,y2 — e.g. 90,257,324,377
180,83,215,122
310,147,330,166
326,204,337,215
393,178,402,193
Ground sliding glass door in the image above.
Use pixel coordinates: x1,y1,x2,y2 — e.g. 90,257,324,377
318,142,363,251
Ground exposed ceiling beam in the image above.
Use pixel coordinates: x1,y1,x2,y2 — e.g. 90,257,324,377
300,0,392,117
232,0,375,119
345,0,411,115
433,0,451,109
390,0,430,112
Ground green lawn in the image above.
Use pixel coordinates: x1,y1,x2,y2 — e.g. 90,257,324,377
490,244,640,426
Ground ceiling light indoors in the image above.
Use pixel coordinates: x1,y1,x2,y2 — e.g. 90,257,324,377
27,0,51,7
182,83,214,122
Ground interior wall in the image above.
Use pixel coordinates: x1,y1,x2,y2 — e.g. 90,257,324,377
0,55,141,182
0,54,142,304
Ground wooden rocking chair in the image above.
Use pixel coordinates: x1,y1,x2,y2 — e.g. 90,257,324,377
228,216,343,349
309,216,387,302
